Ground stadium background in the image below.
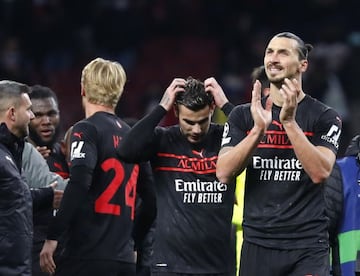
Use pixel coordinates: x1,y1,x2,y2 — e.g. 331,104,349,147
0,0,358,155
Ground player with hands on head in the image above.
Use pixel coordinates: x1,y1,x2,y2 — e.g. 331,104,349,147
117,76,236,276
217,32,342,276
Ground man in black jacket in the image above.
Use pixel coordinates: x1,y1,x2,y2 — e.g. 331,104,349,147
0,80,55,275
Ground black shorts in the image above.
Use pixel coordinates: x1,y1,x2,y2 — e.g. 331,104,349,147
55,257,136,276
239,240,329,276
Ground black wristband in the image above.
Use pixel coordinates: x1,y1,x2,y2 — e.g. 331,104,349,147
221,102,235,117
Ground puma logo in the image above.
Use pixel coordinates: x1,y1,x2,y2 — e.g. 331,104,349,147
272,120,283,130
192,149,205,158
73,132,83,139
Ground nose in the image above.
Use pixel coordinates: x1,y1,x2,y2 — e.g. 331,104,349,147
29,110,35,120
192,124,202,134
268,52,279,63
39,114,51,123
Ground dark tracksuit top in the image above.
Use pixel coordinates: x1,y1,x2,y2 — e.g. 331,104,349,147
0,123,53,276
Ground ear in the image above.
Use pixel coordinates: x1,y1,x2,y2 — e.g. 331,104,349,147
7,107,16,122
81,85,86,96
299,59,308,73
209,103,216,116
173,104,179,118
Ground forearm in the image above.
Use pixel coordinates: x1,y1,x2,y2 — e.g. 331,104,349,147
221,102,235,117
118,105,166,162
31,187,54,211
283,121,335,183
47,166,92,240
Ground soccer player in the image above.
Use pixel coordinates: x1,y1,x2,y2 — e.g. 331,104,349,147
216,32,342,276
39,57,155,276
26,84,69,276
117,76,235,275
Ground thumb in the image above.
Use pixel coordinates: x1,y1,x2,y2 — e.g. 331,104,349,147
49,181,58,190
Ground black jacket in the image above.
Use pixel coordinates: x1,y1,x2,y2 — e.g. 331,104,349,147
0,123,53,276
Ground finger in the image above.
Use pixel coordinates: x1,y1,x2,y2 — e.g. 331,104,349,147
204,77,216,88
251,80,262,103
283,78,300,99
172,78,186,88
49,181,58,189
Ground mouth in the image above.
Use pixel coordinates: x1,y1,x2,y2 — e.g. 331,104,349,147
189,134,202,142
40,129,54,138
267,65,283,74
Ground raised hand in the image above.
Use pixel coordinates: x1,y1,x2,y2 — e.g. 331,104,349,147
279,78,300,124
204,77,229,108
159,78,186,111
250,80,273,133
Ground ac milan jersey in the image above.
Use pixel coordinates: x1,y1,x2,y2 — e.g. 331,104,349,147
116,105,235,274
152,124,235,274
46,143,69,179
221,95,342,250
49,112,140,263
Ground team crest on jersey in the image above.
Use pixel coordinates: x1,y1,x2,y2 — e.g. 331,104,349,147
70,141,86,160
321,124,341,149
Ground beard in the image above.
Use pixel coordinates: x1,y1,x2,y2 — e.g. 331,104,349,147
28,125,60,148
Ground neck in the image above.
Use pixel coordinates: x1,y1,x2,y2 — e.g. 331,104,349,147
269,78,305,106
84,101,115,118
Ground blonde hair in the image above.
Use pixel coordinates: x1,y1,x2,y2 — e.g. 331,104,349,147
81,57,127,108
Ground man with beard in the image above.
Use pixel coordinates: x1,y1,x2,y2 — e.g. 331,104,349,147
0,80,56,275
28,85,69,178
217,32,343,276
27,85,69,276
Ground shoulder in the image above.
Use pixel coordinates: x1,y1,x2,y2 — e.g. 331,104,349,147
303,95,340,116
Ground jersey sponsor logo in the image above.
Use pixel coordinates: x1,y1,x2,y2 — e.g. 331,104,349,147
253,156,302,170
253,155,303,182
70,141,85,160
175,179,227,204
156,153,217,174
221,122,231,146
321,124,341,149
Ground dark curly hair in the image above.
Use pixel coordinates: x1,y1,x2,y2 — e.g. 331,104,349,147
175,77,214,111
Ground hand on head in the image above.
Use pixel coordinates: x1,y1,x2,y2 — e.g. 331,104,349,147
160,78,186,111
204,77,229,109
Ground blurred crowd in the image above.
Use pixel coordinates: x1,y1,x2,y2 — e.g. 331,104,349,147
0,0,359,156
